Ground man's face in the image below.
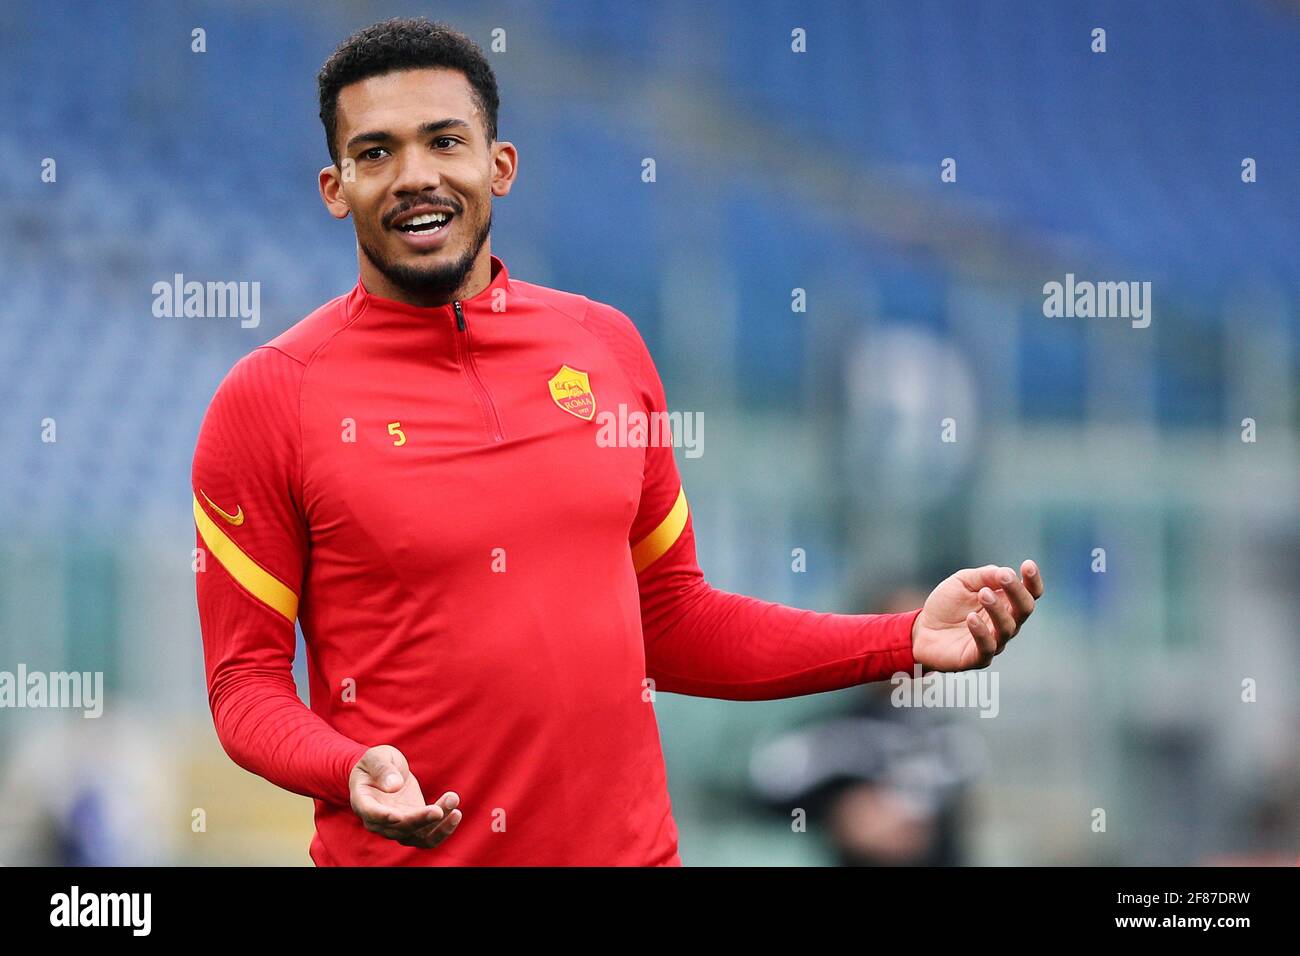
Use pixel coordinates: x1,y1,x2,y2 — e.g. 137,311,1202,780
322,68,513,301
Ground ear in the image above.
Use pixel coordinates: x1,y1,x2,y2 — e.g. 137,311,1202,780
319,164,351,220
489,141,519,198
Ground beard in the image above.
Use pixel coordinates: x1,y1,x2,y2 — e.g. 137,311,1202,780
358,205,493,303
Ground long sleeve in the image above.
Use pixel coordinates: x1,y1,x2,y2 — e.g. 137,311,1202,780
585,302,921,701
191,346,369,807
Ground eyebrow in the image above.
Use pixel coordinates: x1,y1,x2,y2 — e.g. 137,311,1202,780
345,118,474,152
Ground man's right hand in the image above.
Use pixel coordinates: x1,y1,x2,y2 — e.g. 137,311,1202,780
349,745,461,849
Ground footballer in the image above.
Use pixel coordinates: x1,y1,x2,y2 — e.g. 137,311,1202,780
191,17,1044,866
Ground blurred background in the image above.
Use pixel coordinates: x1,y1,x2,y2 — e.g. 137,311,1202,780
0,0,1296,865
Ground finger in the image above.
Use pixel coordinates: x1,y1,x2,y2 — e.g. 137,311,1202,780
389,803,447,830
979,587,1017,645
400,822,459,849
966,610,997,663
430,809,462,846
369,807,445,843
996,566,1036,620
398,814,459,848
352,790,408,827
412,808,463,847
357,750,408,792
397,804,460,848
363,814,422,840
1021,559,1044,599
955,565,1004,593
370,791,459,834
354,793,445,830
410,793,460,841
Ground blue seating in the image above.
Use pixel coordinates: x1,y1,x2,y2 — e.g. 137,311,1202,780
0,0,1295,530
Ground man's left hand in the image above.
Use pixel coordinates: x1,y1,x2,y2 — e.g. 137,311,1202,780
911,560,1044,672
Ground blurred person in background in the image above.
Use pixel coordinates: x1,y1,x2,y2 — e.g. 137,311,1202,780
1199,765,1300,866
0,711,174,866
749,584,987,866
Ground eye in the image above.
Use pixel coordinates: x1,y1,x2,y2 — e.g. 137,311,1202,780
360,147,389,161
434,136,459,149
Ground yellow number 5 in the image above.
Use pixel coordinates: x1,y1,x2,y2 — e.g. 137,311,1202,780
388,421,407,446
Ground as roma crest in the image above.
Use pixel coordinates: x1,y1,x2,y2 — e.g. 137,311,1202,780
547,364,596,421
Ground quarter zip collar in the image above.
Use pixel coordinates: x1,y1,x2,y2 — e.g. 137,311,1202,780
347,253,513,325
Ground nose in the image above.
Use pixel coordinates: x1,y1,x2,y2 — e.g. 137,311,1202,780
389,144,442,199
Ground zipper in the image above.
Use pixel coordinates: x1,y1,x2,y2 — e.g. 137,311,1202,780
453,300,505,442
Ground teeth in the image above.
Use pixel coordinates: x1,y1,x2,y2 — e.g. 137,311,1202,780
404,212,448,227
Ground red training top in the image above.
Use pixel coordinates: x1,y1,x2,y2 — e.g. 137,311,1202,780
191,253,922,865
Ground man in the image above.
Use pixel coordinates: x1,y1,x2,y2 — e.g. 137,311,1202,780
191,17,1044,866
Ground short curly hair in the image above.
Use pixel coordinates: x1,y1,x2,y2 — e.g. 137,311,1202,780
317,17,499,166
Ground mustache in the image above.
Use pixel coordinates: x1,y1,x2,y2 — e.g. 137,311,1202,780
382,194,463,229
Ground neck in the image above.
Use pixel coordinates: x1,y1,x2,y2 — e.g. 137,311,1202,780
359,243,493,307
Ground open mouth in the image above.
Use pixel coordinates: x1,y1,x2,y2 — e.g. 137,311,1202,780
394,210,453,235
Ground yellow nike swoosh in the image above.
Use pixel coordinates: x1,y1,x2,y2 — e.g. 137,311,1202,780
200,489,245,526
